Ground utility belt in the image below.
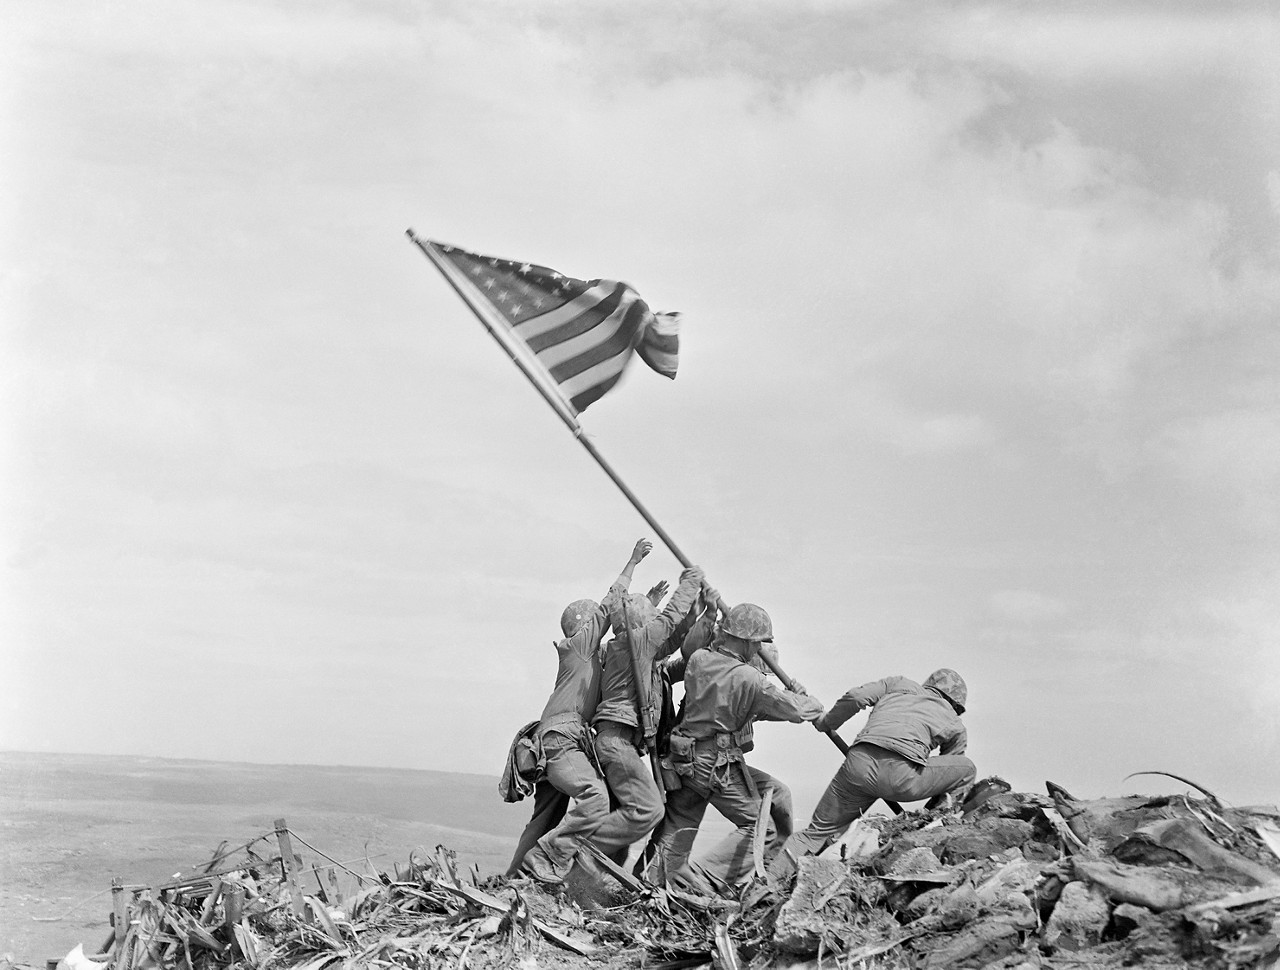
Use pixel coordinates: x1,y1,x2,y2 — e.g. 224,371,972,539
536,713,605,776
594,718,647,752
538,711,589,740
660,728,754,791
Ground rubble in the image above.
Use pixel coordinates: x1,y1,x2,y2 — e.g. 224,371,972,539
34,781,1280,970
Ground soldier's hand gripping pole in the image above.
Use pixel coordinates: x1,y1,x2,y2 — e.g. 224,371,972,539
705,591,905,815
703,590,855,756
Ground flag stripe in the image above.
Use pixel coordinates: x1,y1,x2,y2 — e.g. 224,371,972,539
512,281,622,342
522,286,628,355
533,291,639,372
547,298,649,383
561,354,630,410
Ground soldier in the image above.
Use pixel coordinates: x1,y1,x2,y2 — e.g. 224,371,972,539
589,563,705,860
775,669,976,874
647,600,824,889
513,539,654,884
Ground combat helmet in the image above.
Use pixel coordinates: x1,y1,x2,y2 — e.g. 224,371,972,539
923,668,967,714
608,592,656,634
722,603,773,642
560,599,599,638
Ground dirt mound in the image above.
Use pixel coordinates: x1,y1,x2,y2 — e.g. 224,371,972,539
18,782,1280,970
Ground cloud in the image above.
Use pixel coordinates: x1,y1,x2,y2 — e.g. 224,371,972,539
989,589,1068,623
930,6,1280,83
1151,409,1280,532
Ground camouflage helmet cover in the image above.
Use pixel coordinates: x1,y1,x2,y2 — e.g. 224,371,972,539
722,603,773,642
923,668,968,713
608,592,657,633
626,593,657,625
560,599,599,638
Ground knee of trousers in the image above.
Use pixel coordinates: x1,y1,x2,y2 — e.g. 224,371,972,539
567,785,609,819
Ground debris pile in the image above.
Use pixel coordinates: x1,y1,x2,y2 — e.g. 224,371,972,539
50,782,1280,970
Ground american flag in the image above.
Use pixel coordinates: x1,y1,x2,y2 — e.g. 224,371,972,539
423,240,679,414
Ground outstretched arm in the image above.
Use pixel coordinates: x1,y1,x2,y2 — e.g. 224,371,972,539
616,538,652,589
814,677,898,732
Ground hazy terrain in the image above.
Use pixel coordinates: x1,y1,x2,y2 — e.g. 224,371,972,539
0,752,532,964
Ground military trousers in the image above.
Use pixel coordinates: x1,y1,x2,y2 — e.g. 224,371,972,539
590,720,665,855
687,766,792,887
651,754,785,887
506,780,569,876
531,727,612,869
783,742,976,859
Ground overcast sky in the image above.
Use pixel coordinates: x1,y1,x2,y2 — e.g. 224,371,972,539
3,1,1278,817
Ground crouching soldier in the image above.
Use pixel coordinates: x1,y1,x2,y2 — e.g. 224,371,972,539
774,669,976,876
648,601,824,890
589,563,705,861
512,539,654,883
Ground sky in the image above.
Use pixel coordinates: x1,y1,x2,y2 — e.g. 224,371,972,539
2,0,1279,818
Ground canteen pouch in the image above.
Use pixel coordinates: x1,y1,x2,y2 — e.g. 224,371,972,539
514,736,541,781
666,733,696,772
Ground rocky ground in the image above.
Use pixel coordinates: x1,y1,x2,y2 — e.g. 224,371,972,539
13,779,1280,970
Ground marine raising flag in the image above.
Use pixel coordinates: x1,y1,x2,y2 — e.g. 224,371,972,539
414,236,680,414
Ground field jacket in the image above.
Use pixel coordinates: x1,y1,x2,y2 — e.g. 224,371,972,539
819,675,967,767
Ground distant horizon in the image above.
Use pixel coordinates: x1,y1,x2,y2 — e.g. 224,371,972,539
6,746,1275,812
0,747,504,782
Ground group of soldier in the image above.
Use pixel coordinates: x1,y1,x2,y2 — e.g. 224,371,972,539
502,538,978,892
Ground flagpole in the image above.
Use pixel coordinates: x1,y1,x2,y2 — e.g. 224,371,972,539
407,230,859,766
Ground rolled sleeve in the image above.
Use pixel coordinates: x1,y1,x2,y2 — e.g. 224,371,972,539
679,611,717,660
822,678,889,731
753,683,825,723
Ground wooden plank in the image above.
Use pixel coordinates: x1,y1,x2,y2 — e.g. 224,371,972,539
111,879,129,958
1186,884,1280,913
223,884,245,930
576,839,650,894
433,880,595,955
198,881,223,926
274,818,305,918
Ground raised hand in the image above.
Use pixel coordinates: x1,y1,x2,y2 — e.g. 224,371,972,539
631,538,653,564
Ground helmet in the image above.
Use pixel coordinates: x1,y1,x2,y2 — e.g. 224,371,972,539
609,593,657,633
722,603,773,642
560,599,599,638
625,593,657,626
923,668,967,713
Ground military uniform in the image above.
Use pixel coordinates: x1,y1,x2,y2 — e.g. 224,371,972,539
649,623,823,886
589,568,703,856
780,674,976,864
508,581,627,878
